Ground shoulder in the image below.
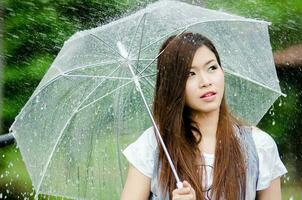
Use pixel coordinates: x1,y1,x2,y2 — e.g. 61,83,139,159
251,126,276,149
135,126,158,148
250,125,279,161
249,126,288,190
122,126,158,178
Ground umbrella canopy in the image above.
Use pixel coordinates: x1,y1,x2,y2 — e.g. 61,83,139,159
9,0,285,199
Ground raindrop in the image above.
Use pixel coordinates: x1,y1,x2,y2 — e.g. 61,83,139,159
278,100,282,107
272,120,275,126
35,95,40,103
4,171,9,176
7,162,13,168
40,104,47,110
269,108,275,116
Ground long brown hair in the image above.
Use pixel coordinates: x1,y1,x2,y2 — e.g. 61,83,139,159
152,32,248,200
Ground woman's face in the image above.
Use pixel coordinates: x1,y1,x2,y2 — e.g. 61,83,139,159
185,45,224,114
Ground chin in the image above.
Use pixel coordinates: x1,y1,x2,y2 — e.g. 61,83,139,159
193,105,220,114
200,108,220,114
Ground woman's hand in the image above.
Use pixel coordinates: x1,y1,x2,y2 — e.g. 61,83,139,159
172,180,196,200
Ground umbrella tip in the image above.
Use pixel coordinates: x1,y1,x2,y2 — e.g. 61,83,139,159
281,92,287,97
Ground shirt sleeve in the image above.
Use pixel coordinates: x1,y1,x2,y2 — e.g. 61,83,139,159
122,126,157,178
251,126,288,191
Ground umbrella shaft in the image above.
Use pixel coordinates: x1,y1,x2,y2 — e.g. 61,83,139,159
126,62,182,188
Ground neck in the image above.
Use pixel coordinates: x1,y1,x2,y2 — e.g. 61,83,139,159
192,109,220,139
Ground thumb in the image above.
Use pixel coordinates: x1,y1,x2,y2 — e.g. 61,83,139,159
182,180,191,188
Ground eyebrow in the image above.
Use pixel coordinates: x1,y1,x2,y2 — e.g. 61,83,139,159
191,59,216,69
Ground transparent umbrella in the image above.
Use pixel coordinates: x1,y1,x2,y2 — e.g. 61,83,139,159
9,0,285,199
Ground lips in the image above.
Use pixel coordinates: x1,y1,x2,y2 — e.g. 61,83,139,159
201,91,217,98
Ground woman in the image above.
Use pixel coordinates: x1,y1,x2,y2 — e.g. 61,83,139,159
121,32,287,200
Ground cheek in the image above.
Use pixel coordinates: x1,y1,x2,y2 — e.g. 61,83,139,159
185,80,196,95
215,73,225,89
219,76,225,88
218,77,225,97
184,82,195,102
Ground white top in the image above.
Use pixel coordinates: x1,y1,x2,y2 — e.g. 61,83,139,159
122,126,288,191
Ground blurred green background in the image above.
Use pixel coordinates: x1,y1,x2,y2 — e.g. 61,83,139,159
0,0,301,199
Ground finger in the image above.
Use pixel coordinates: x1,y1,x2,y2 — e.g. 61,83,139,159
172,193,195,200
182,180,192,188
173,187,191,195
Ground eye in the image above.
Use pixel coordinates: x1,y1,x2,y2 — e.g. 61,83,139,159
189,71,196,76
209,65,218,71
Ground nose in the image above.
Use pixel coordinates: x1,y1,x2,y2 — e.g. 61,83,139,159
198,74,212,88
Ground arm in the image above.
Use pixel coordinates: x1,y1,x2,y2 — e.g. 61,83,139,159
256,176,282,200
120,163,151,200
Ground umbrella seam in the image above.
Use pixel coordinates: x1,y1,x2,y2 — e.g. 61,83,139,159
76,80,134,113
224,68,286,97
62,74,133,80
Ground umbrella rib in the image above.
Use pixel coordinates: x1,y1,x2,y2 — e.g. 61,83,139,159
34,65,123,197
113,85,135,191
139,73,156,79
139,75,155,89
90,33,126,60
127,13,148,59
137,28,188,76
133,13,147,74
76,80,134,113
140,77,154,89
57,59,127,81
9,60,127,132
131,58,153,61
62,74,132,80
135,26,188,54
54,60,124,72
137,53,159,76
223,68,286,97
54,52,123,67
139,77,155,94
83,126,95,198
